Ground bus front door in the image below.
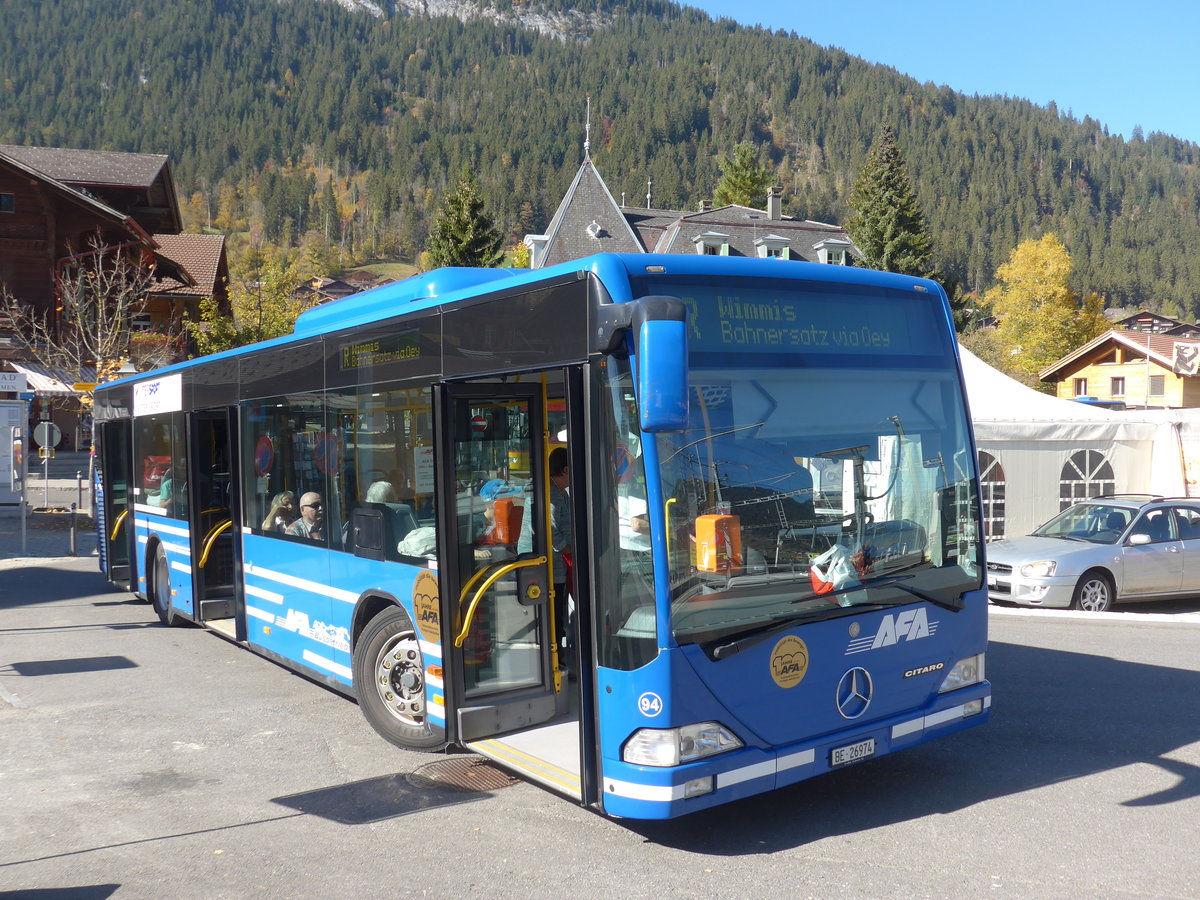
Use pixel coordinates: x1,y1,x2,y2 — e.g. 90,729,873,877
99,419,134,588
188,408,241,636
438,384,564,745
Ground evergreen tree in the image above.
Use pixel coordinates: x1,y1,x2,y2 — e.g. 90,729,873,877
846,122,934,278
713,142,775,208
424,168,505,269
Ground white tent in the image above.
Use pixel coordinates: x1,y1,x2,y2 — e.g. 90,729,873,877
957,346,1179,538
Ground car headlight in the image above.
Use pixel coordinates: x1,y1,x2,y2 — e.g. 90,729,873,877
622,722,743,767
939,653,985,693
1019,560,1057,578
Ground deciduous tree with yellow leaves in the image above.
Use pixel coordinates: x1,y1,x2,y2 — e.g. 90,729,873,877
985,234,1109,389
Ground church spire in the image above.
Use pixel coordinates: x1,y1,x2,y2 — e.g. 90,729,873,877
584,96,591,161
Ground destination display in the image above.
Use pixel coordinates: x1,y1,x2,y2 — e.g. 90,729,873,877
339,329,421,370
634,278,946,358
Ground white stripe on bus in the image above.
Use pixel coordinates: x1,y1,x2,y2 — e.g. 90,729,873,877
244,583,284,605
170,561,192,576
245,604,274,623
244,563,359,604
302,650,352,680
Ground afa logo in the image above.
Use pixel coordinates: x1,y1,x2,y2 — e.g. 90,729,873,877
846,608,938,655
412,570,441,643
769,635,810,689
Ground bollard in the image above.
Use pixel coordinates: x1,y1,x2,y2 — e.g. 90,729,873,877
20,499,27,557
70,502,78,557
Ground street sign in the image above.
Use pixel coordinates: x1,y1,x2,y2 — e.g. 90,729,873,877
72,382,97,392
0,371,27,393
33,421,61,449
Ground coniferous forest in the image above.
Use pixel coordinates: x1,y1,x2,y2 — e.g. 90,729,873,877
3,0,1200,314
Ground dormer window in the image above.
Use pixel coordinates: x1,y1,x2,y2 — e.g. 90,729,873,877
754,234,790,259
813,237,853,265
693,231,730,256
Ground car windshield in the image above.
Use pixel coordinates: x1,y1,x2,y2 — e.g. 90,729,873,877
1031,503,1132,544
636,277,983,648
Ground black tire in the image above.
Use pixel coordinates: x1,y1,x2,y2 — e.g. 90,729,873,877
1071,570,1115,612
353,605,445,750
150,543,181,626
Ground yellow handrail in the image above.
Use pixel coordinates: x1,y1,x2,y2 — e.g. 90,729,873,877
665,497,676,561
109,508,129,542
453,556,547,648
198,519,232,568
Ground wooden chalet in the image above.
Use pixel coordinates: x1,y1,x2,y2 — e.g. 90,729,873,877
1040,327,1200,409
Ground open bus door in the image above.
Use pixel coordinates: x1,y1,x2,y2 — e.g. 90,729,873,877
188,407,242,638
435,379,591,801
98,418,135,588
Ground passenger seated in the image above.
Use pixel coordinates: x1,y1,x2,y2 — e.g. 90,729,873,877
262,491,297,532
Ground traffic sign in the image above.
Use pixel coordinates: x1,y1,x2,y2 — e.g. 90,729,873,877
33,421,61,449
72,382,97,392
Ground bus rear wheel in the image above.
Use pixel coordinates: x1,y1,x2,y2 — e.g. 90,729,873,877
150,544,181,626
353,606,444,750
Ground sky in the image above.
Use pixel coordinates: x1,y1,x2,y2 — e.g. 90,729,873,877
686,0,1200,145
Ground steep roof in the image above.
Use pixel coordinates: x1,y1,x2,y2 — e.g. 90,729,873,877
528,156,857,267
531,159,644,267
1039,329,1200,381
0,145,169,189
0,144,181,233
148,233,227,297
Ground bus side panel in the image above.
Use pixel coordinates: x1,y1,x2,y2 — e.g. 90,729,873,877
240,535,349,686
328,553,446,732
134,508,195,616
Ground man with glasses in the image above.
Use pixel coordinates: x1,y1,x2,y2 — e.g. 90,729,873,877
286,492,325,541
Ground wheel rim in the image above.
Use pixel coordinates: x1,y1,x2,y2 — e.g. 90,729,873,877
372,631,426,728
1078,578,1110,612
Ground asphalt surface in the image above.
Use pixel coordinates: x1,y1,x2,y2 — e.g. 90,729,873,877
1,557,1199,899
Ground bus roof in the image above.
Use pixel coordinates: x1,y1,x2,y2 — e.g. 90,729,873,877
97,253,943,390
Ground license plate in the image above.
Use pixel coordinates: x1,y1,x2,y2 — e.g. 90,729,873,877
831,737,875,767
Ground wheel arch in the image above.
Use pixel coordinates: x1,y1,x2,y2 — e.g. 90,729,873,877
351,591,409,652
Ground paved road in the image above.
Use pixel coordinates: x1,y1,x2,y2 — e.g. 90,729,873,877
1,560,1198,899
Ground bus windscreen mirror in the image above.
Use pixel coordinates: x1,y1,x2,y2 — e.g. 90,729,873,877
633,296,688,433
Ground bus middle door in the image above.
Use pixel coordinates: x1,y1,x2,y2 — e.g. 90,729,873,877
437,383,561,743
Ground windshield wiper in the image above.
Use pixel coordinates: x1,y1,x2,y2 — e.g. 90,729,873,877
792,574,962,612
708,605,871,660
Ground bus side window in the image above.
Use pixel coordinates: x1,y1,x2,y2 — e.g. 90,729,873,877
243,396,329,548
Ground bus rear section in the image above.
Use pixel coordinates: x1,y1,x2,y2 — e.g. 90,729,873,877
588,266,989,818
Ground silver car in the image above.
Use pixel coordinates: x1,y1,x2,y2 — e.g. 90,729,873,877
985,495,1200,612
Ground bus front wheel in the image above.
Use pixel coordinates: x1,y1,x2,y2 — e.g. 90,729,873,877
353,606,444,751
150,544,181,627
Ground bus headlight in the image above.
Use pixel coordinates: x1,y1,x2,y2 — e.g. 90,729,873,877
938,653,985,693
622,722,743,767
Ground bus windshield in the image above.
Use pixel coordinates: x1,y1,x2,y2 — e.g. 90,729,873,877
637,277,983,647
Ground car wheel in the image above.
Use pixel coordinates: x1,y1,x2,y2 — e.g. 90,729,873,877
1072,570,1115,612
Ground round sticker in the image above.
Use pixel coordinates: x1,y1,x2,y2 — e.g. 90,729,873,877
254,436,274,477
637,691,663,717
769,635,810,689
412,570,441,643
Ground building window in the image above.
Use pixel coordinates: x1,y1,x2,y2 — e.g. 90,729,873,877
694,232,730,256
826,249,846,265
0,193,13,213
702,244,720,255
131,313,152,333
1110,376,1125,397
1059,449,1115,510
1149,375,1165,397
1073,377,1088,396
978,450,1006,540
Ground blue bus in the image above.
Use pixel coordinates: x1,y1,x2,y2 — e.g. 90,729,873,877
94,253,989,819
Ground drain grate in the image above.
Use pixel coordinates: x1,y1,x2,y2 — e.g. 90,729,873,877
408,756,520,793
